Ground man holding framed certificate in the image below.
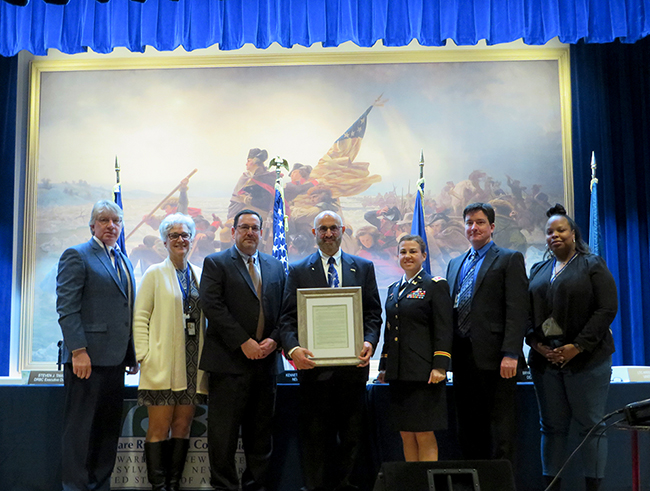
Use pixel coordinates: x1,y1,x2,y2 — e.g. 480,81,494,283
280,210,382,491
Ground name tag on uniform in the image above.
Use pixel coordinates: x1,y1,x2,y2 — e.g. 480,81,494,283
406,289,426,299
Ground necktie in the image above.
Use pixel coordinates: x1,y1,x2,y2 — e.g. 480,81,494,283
112,249,129,293
327,257,340,288
398,279,410,298
248,257,265,340
456,251,479,337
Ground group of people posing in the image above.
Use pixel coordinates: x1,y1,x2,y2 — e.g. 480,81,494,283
56,198,617,491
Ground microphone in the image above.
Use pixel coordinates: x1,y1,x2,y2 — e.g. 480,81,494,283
623,398,650,426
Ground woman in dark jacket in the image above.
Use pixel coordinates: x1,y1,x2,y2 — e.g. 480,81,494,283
378,234,453,461
526,204,617,491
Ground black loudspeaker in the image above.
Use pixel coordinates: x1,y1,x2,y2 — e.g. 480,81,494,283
373,460,516,491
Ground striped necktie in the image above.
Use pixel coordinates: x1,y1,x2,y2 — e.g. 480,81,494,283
112,249,128,293
248,256,265,340
327,257,340,288
456,251,479,337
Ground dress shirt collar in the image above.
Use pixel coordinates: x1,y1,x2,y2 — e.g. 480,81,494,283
470,240,494,259
93,236,121,257
318,248,342,264
401,267,424,287
235,245,259,264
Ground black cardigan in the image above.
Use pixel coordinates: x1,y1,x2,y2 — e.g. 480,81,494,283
526,253,618,372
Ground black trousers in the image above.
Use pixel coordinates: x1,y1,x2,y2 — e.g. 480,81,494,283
298,367,369,491
62,364,125,491
452,336,517,463
207,366,277,491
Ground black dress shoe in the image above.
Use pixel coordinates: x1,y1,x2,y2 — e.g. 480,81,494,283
242,482,267,491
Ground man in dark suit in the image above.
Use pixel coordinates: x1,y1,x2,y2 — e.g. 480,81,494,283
199,209,286,491
280,210,382,491
56,199,137,491
445,202,528,463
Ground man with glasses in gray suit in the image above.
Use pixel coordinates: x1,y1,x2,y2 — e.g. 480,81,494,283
56,200,138,491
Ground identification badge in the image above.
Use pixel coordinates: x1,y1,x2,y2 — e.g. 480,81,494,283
186,321,196,336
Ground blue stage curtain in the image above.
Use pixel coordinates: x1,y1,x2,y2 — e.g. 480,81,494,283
571,38,650,366
1,0,650,56
0,55,16,377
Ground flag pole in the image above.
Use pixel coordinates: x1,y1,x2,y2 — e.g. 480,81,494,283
410,150,431,273
125,168,198,241
590,151,598,192
113,156,127,254
418,150,425,195
115,156,121,185
270,157,289,234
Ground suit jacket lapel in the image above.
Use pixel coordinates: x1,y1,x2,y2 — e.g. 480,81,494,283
341,252,357,287
115,249,133,301
448,250,469,296
230,246,257,295
259,254,273,299
123,252,136,297
474,244,498,294
307,252,328,287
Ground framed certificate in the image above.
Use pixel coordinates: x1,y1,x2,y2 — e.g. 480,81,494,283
297,287,364,366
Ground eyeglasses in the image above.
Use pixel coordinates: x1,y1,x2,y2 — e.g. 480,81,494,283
168,232,191,240
96,217,123,225
317,225,341,233
237,225,261,232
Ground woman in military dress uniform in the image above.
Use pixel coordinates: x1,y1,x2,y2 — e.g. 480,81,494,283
378,234,453,461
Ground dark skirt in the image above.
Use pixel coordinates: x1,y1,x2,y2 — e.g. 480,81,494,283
388,380,447,432
138,331,207,407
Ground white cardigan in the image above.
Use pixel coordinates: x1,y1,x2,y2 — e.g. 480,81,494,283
133,257,208,394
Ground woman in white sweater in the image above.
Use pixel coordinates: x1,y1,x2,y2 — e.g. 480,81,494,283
133,213,208,491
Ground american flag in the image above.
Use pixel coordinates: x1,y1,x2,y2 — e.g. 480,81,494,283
272,186,289,274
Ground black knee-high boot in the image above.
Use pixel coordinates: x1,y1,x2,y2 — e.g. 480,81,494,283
543,474,561,490
145,441,169,491
585,477,602,491
167,438,190,491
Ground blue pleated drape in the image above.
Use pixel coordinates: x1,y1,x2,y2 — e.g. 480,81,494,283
0,55,16,377
1,0,650,56
571,38,650,367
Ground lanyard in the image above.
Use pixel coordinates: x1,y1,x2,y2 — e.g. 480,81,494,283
176,265,192,315
550,253,577,284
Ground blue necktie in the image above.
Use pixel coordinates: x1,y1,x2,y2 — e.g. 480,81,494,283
328,257,340,288
456,251,479,337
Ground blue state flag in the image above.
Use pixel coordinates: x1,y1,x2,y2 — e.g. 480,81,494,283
113,183,127,256
589,178,602,256
410,181,431,274
272,187,289,274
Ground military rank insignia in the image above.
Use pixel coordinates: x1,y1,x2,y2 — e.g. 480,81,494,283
406,289,426,299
